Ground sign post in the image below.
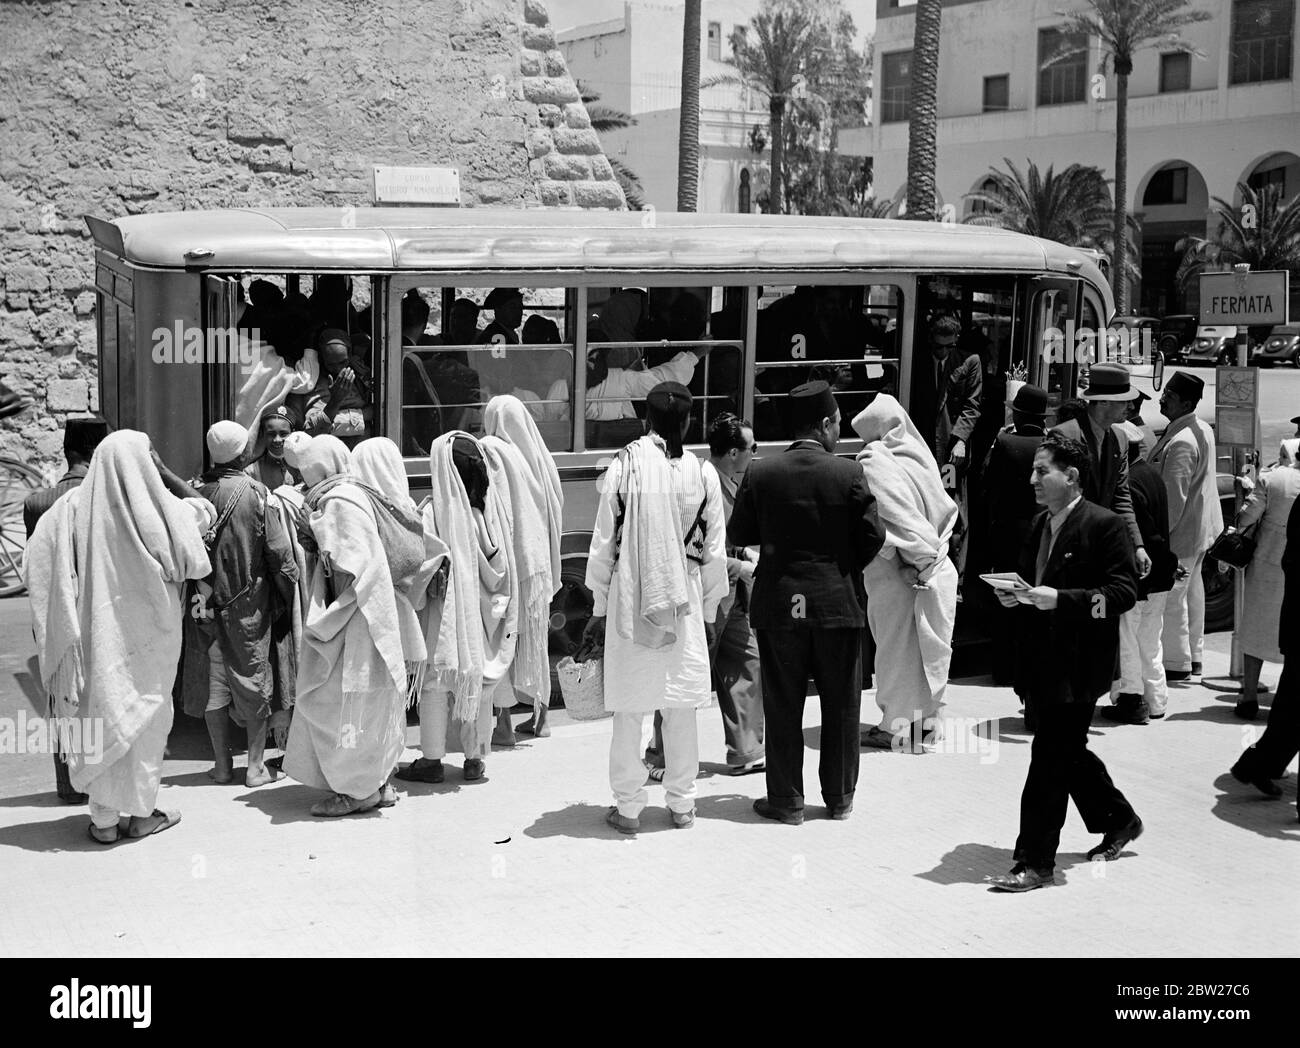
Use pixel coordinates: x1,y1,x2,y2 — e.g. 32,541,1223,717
1202,267,1288,684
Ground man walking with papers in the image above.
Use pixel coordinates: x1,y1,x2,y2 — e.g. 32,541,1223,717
988,432,1142,892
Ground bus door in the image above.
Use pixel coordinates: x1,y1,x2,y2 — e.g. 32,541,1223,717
1022,275,1082,426
201,273,244,458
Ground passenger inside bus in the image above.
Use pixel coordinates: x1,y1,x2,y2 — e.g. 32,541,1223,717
305,328,373,445
585,289,707,448
308,274,361,333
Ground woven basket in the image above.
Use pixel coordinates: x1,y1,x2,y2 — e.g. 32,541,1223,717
556,655,610,721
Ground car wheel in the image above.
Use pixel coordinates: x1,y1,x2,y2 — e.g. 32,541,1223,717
1294,349,1300,368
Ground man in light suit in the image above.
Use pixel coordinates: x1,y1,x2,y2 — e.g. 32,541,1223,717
991,433,1142,892
1148,371,1223,680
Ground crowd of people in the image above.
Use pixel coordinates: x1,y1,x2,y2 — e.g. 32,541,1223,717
17,358,1299,888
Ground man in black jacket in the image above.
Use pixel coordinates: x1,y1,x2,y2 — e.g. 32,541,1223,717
1103,419,1178,725
728,381,885,824
982,383,1049,687
990,432,1142,892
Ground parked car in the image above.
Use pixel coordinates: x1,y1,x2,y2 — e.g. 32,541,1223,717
1156,314,1198,364
1184,325,1252,366
1252,323,1300,367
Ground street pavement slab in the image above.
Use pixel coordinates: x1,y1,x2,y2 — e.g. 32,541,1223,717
0,595,1296,957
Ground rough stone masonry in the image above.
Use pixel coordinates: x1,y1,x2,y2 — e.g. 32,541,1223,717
0,0,624,471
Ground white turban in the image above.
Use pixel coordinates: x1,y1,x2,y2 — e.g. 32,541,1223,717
206,420,249,465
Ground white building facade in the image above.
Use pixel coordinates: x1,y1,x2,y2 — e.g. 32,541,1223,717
862,0,1300,315
557,0,791,214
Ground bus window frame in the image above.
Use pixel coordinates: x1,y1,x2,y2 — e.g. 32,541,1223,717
387,272,917,455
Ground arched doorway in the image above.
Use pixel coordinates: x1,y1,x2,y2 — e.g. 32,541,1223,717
1133,160,1210,316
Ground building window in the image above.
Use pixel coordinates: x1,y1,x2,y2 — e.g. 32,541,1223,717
1249,166,1287,195
881,50,912,123
969,177,1000,217
707,21,721,61
983,74,1010,111
1231,0,1295,84
1143,166,1189,206
1037,26,1088,106
1159,52,1192,92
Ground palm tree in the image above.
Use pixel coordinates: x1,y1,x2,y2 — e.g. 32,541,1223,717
577,81,647,209
1047,0,1211,312
904,0,943,222
1176,183,1300,290
709,2,824,215
965,158,1141,280
677,0,702,211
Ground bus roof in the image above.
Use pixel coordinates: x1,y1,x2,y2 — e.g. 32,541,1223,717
89,207,1108,285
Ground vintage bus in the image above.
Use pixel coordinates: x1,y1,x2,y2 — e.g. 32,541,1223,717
76,206,1123,663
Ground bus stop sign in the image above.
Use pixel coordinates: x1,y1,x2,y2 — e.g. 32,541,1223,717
1199,270,1289,326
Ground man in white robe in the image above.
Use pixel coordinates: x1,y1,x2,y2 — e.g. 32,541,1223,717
582,382,727,832
25,431,212,844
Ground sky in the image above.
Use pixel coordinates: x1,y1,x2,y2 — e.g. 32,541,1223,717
545,0,876,41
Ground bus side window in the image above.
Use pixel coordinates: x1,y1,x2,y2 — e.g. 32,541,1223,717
754,283,902,442
398,285,575,457
584,286,744,450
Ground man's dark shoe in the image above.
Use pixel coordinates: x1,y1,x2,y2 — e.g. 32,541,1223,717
753,797,803,825
990,865,1053,892
1191,661,1203,676
1166,669,1192,681
827,801,853,821
1230,759,1282,797
1086,815,1144,861
1101,694,1149,725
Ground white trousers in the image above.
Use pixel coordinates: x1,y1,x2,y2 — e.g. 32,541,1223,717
1162,551,1206,672
610,709,698,817
418,690,492,760
1112,590,1170,715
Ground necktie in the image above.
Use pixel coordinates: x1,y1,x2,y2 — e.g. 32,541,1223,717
1035,521,1052,585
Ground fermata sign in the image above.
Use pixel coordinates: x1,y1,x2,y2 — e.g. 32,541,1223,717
1200,271,1289,326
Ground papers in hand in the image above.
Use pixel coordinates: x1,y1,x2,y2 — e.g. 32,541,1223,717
980,572,1031,592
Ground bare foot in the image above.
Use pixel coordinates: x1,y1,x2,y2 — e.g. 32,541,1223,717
208,766,234,785
245,764,279,788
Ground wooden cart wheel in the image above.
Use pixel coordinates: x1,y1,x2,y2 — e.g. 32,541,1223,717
0,456,47,597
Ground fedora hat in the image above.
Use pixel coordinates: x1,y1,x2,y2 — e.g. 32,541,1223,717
1084,362,1140,402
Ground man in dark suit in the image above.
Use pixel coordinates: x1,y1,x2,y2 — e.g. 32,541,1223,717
23,416,110,805
982,383,1049,688
990,432,1142,892
1051,362,1151,581
728,381,885,824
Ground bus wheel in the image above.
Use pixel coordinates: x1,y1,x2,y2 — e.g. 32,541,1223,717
547,549,594,707
0,457,45,597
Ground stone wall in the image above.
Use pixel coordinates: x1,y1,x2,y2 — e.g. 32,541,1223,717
0,0,623,470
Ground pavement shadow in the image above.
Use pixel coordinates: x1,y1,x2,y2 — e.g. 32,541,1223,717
524,802,665,839
1164,702,1266,726
1208,772,1300,841
0,790,77,809
696,793,763,824
237,783,373,825
0,813,109,853
917,842,1015,886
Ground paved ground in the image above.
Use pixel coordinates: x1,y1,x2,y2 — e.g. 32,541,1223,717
0,597,1296,958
